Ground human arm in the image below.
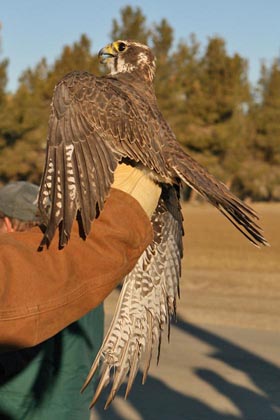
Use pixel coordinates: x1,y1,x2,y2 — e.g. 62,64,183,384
0,182,158,351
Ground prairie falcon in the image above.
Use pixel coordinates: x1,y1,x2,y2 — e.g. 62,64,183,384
38,40,268,407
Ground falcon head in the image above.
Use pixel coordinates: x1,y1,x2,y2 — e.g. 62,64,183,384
98,40,156,82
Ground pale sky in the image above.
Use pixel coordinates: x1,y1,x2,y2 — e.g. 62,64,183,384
1,0,280,91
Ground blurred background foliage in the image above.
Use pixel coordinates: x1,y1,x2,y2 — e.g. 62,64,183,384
0,6,279,201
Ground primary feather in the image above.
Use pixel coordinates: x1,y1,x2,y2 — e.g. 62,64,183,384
82,188,183,408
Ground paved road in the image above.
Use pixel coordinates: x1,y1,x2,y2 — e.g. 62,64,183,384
90,290,280,420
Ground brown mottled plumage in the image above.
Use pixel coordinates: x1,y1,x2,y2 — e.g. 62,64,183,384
82,185,183,408
38,40,268,407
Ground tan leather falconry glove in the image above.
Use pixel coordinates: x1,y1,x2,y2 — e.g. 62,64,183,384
112,163,161,218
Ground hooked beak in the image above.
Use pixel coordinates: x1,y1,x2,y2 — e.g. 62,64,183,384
98,44,116,63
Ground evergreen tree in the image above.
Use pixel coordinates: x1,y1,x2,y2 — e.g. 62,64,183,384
239,60,280,201
0,57,8,107
0,35,99,183
110,6,150,44
0,24,8,106
46,34,100,94
254,60,280,164
151,19,175,113
169,36,251,187
0,6,279,200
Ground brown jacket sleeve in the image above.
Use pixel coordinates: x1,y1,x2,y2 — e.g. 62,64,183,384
0,189,153,351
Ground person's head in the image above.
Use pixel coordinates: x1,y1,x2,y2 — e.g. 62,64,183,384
0,181,40,233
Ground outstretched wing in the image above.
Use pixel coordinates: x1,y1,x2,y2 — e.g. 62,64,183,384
38,71,169,248
39,70,268,249
165,140,269,247
81,187,183,408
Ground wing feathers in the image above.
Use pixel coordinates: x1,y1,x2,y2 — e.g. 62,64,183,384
39,74,120,247
82,194,183,408
39,71,268,248
169,145,268,247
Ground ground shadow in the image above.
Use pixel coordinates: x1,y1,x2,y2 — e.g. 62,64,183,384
2,317,279,419
93,318,280,420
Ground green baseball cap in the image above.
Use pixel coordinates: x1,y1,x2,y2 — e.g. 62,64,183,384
0,181,40,221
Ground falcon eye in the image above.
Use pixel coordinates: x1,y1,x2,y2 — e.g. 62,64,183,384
118,42,126,52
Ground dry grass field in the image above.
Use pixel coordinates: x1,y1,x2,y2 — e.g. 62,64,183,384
180,202,280,330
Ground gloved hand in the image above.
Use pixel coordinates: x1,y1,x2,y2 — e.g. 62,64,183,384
111,163,161,218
